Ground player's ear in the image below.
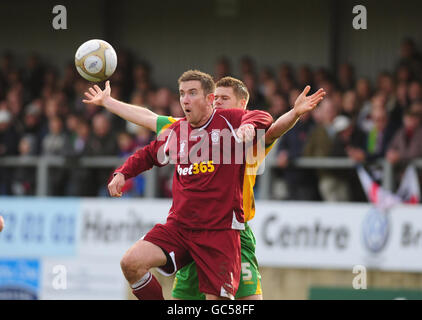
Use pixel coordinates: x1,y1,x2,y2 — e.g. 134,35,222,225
240,99,247,110
206,93,215,106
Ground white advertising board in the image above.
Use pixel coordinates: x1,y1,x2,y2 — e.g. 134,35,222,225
249,201,422,272
1,198,421,300
40,256,126,300
77,199,169,258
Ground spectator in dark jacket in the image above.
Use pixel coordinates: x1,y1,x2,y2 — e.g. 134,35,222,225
276,109,319,200
86,112,119,196
386,104,422,165
331,115,367,202
0,109,20,194
11,135,37,195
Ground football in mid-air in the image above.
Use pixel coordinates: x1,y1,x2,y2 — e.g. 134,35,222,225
75,39,117,82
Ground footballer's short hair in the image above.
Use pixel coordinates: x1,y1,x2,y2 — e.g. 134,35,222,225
178,70,215,96
216,76,250,103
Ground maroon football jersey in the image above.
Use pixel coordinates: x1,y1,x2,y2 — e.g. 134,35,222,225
115,108,272,230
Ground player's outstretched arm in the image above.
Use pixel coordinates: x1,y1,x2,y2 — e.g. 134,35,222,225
110,134,172,196
265,86,326,145
83,80,159,133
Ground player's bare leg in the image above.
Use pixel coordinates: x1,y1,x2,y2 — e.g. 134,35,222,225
205,294,231,300
172,293,263,300
120,239,166,283
120,239,167,300
238,294,263,300
172,293,231,300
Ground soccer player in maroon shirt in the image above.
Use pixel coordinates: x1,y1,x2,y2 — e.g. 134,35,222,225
107,70,273,300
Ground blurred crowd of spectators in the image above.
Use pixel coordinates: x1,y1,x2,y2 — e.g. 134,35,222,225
0,38,422,200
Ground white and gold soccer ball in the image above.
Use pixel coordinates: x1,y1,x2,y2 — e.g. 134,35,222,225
75,39,117,82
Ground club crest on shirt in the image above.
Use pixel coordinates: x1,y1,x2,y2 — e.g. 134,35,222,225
179,140,187,157
210,130,220,145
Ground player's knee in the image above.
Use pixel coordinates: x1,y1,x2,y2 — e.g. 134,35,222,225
120,254,132,275
120,253,145,278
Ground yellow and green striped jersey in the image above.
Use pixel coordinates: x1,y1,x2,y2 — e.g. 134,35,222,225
156,115,179,135
156,115,276,222
242,140,276,221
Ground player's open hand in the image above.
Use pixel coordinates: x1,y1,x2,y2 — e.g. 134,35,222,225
293,86,326,117
108,172,125,197
236,123,255,142
83,80,111,106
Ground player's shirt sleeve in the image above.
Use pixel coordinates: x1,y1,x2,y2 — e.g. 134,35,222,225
156,116,178,135
114,129,174,179
218,108,273,134
115,116,179,179
240,110,273,131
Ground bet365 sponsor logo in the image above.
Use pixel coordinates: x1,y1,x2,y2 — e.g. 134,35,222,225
177,161,215,176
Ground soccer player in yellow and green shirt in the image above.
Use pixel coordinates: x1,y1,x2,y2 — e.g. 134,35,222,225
83,77,326,299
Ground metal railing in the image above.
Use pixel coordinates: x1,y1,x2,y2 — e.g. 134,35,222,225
0,156,157,197
0,155,421,198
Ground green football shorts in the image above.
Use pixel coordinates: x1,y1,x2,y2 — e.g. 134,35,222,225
171,223,262,299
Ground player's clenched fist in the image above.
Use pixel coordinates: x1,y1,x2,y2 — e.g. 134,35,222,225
236,124,255,142
108,172,125,197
